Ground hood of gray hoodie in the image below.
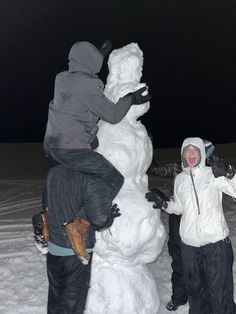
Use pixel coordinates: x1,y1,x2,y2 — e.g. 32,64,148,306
68,41,103,74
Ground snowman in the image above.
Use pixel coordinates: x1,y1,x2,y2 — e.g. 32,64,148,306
85,43,166,314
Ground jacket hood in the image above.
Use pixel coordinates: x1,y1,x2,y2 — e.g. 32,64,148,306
68,41,103,74
181,137,206,172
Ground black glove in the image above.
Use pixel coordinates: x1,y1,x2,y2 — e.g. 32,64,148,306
127,87,152,105
212,160,235,179
102,203,121,230
98,39,112,58
145,188,169,209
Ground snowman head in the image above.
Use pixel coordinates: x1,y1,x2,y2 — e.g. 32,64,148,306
107,43,143,87
105,43,150,121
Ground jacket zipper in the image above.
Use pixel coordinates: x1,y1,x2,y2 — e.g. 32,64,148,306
190,169,200,215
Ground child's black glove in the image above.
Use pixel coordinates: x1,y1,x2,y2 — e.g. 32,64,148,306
145,188,169,209
91,203,121,231
127,87,152,105
103,203,121,229
212,160,235,179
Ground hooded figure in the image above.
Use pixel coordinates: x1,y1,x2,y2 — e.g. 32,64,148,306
166,137,235,246
146,139,218,311
164,137,236,314
44,41,150,151
43,40,151,203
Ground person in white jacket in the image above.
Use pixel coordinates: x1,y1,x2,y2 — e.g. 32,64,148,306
164,137,236,314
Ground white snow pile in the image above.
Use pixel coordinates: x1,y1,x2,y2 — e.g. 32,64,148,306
85,43,166,314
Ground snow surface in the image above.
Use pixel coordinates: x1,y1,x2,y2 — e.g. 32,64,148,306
0,175,235,313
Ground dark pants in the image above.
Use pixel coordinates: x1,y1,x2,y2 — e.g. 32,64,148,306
168,214,188,304
47,252,93,314
181,238,236,314
45,148,124,226
46,148,124,202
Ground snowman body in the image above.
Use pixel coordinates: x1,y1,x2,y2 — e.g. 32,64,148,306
85,44,166,314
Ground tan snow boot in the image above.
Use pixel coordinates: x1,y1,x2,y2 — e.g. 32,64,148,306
40,211,49,243
65,218,90,265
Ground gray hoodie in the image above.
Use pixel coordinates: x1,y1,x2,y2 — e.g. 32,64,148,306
44,41,133,150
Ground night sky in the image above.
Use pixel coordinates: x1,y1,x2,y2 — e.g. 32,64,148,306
1,0,236,148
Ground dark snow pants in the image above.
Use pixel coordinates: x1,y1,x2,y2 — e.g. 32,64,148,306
168,214,188,305
45,148,124,225
46,148,124,202
181,238,236,314
47,252,93,314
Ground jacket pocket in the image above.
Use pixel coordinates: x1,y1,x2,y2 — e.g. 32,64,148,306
200,209,222,235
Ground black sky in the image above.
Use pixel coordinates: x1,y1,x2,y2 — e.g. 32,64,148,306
0,0,235,148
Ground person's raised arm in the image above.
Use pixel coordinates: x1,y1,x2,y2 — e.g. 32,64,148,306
88,82,151,124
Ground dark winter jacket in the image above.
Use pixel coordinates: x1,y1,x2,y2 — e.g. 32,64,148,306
148,160,182,179
46,165,112,248
44,41,133,151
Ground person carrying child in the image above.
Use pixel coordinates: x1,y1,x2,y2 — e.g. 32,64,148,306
33,40,151,264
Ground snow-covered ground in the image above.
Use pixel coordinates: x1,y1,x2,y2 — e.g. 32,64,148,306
0,144,235,314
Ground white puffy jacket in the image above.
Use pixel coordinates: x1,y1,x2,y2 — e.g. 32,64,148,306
165,137,236,247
